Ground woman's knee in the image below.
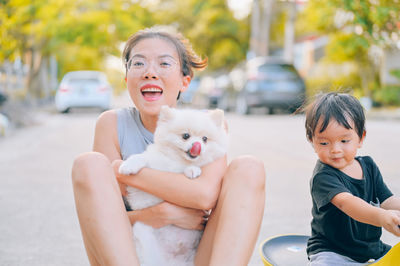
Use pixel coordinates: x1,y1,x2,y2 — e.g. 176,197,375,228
72,152,111,189
227,155,266,191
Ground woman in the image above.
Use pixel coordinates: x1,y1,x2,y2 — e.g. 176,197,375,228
72,27,266,266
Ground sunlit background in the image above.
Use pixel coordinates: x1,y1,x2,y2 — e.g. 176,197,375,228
1,1,400,265
1,0,399,124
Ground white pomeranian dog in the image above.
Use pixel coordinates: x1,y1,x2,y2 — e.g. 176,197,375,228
119,105,228,266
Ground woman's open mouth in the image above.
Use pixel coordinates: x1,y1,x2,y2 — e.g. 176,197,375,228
141,86,163,102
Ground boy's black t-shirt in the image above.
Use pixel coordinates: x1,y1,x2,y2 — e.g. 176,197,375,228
307,156,393,263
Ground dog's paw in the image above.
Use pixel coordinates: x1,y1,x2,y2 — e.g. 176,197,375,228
184,166,202,179
119,161,140,175
119,155,146,175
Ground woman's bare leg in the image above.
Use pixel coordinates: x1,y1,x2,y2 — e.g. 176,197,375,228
72,152,139,266
195,155,266,266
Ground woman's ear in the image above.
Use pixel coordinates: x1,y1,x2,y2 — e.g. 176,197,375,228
180,75,191,93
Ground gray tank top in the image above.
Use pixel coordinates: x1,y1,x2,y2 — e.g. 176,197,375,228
117,107,154,160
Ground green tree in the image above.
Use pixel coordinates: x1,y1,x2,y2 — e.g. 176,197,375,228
0,0,150,98
1,0,256,98
297,0,400,98
151,0,250,71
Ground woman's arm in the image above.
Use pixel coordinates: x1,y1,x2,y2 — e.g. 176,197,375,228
331,192,400,236
93,110,211,229
115,118,229,210
96,110,227,210
114,156,227,210
93,110,121,162
127,201,206,230
93,111,130,194
114,113,229,210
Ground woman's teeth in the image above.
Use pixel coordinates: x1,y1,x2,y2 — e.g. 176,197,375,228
142,88,162,93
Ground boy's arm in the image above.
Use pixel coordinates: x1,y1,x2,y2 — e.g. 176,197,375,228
331,192,400,236
381,196,400,211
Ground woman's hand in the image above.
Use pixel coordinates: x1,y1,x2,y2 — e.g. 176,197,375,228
160,201,209,230
111,159,127,196
128,201,209,230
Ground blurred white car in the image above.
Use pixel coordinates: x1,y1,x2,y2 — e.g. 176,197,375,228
55,71,112,113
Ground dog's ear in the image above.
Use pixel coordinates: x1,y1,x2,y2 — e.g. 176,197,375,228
158,105,175,123
209,109,224,127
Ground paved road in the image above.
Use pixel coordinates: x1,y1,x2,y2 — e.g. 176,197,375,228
1,98,399,265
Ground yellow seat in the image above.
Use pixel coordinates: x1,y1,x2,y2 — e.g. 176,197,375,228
259,234,310,266
260,235,400,266
370,242,400,266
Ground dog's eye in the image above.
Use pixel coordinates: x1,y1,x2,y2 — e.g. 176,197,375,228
202,136,208,143
182,133,190,140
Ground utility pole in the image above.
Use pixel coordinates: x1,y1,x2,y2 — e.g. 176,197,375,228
249,0,261,58
250,0,296,60
260,0,273,57
283,1,296,63
249,0,274,57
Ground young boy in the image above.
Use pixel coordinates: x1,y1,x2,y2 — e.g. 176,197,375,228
304,92,400,265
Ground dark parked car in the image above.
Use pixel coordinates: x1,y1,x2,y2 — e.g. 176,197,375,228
235,57,306,114
0,91,7,107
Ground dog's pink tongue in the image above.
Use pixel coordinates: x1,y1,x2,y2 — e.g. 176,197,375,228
190,142,201,157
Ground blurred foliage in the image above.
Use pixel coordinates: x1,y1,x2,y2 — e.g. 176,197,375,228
325,33,369,62
0,0,152,96
150,0,250,71
297,0,400,103
372,85,400,106
0,0,254,96
305,62,361,96
298,0,400,49
373,69,400,105
390,69,400,80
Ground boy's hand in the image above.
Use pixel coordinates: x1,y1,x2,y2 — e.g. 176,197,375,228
381,209,400,237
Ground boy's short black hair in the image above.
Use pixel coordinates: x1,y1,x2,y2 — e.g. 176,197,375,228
305,92,365,141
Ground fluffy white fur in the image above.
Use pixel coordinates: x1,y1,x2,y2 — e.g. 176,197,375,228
119,106,228,266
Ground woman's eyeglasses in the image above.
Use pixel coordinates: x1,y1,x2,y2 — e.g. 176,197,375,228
126,55,179,76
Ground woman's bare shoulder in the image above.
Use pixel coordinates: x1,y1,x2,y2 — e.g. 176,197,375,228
94,110,118,140
96,109,117,124
93,109,121,158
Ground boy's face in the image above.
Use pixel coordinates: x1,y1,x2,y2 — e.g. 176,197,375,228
311,118,365,172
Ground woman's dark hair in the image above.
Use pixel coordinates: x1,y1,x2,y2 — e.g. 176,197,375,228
305,92,366,141
122,26,208,78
